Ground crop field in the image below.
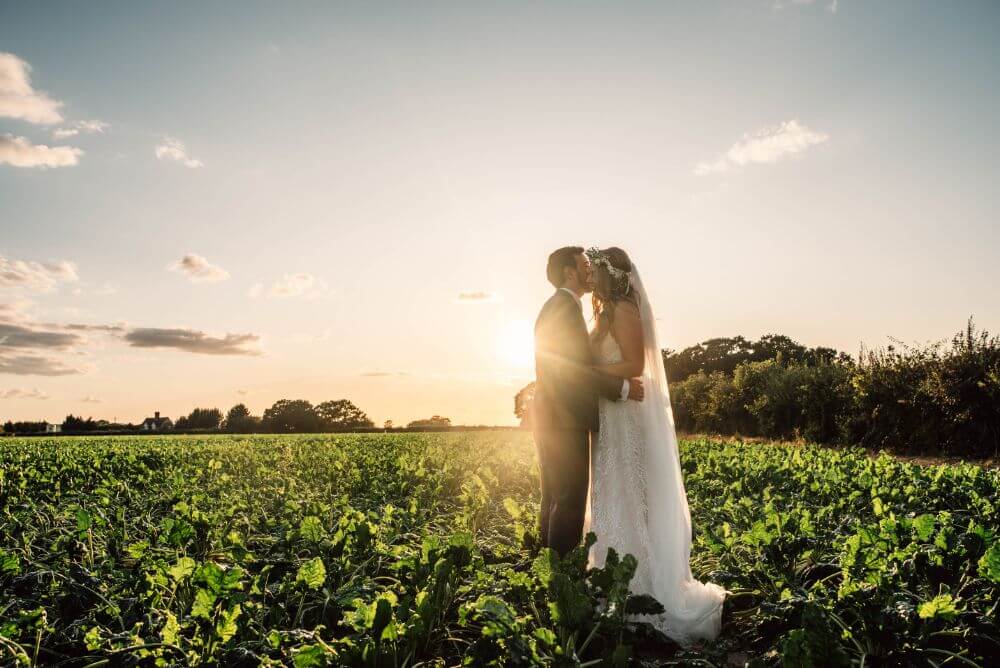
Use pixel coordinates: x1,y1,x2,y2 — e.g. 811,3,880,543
0,432,998,667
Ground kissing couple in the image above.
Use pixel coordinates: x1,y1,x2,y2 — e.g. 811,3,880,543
531,246,726,644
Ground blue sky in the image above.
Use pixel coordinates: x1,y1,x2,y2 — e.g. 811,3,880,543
1,1,998,425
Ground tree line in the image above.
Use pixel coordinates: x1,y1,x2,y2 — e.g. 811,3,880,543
517,319,1000,459
2,398,457,435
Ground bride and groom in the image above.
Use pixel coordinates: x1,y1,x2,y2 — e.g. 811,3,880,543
532,246,726,644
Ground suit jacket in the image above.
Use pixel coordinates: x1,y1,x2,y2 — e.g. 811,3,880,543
532,289,624,431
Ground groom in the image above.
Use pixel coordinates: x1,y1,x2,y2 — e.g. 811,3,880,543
532,246,644,556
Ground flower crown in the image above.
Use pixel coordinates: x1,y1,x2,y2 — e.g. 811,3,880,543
585,247,632,297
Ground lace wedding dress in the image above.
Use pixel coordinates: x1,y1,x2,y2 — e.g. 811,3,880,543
586,267,726,645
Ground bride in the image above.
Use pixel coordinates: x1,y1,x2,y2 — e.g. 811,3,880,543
583,246,726,645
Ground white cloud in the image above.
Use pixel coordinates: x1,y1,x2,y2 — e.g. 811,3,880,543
155,136,203,168
168,253,230,283
81,395,102,403
0,387,49,399
828,0,838,13
694,120,829,175
53,119,109,140
0,255,79,292
457,291,499,303
0,134,82,168
0,52,64,124
249,273,328,300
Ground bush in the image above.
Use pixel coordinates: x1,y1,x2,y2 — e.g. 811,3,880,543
669,321,1000,458
849,321,1000,457
671,370,750,435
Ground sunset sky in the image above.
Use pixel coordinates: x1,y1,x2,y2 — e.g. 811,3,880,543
2,1,998,426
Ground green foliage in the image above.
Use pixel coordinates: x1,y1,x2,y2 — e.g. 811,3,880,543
664,333,850,383
0,432,996,666
669,321,1000,457
315,399,374,430
175,406,224,430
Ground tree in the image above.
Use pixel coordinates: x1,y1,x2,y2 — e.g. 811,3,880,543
225,403,259,432
262,399,322,433
407,416,452,429
176,407,223,430
315,399,374,430
383,419,394,430
62,415,98,432
664,334,852,382
2,420,46,434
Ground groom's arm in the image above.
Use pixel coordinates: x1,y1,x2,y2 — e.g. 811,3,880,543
581,363,629,401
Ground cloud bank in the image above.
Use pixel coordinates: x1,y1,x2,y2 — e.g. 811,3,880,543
0,353,80,376
694,120,829,175
123,328,261,356
0,255,79,291
0,134,82,168
0,52,64,124
0,387,49,399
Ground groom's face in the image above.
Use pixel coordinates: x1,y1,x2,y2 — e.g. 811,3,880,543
574,253,594,293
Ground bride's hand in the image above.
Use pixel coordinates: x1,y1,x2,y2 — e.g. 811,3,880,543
628,377,644,401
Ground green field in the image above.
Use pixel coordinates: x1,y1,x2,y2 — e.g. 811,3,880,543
1,433,997,666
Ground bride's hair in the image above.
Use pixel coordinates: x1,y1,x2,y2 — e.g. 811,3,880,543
590,247,638,342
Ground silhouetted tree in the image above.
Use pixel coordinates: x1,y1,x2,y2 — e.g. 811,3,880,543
2,421,46,434
176,407,223,430
262,399,322,433
62,415,99,432
663,334,852,382
407,416,452,428
225,403,260,432
315,399,374,430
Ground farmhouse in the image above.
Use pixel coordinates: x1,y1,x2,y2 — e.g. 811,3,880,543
141,411,173,431
45,423,61,433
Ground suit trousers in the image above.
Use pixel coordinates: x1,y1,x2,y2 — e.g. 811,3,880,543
534,427,590,557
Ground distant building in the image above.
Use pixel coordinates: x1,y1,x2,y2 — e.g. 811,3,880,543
141,411,173,431
45,422,61,433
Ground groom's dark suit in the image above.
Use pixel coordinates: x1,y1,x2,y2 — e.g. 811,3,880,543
533,288,626,556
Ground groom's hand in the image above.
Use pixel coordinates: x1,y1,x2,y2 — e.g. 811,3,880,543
627,378,644,401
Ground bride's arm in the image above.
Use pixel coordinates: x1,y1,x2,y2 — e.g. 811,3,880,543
597,302,645,378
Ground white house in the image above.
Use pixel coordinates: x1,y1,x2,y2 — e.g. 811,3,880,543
45,423,61,433
141,411,173,431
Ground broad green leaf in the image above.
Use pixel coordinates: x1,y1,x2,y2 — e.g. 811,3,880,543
191,589,217,620
918,594,959,621
293,644,327,668
161,611,180,645
913,514,936,541
296,557,326,590
979,543,1000,583
215,604,241,643
168,557,196,582
299,516,325,542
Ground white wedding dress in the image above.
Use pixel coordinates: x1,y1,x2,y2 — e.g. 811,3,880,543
586,267,726,645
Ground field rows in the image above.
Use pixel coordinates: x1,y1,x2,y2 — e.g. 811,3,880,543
0,433,997,666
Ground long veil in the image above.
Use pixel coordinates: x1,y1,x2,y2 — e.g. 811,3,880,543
630,265,726,642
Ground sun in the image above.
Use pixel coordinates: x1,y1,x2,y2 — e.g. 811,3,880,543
498,319,535,370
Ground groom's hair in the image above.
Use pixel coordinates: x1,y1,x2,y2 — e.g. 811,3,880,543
546,246,584,288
